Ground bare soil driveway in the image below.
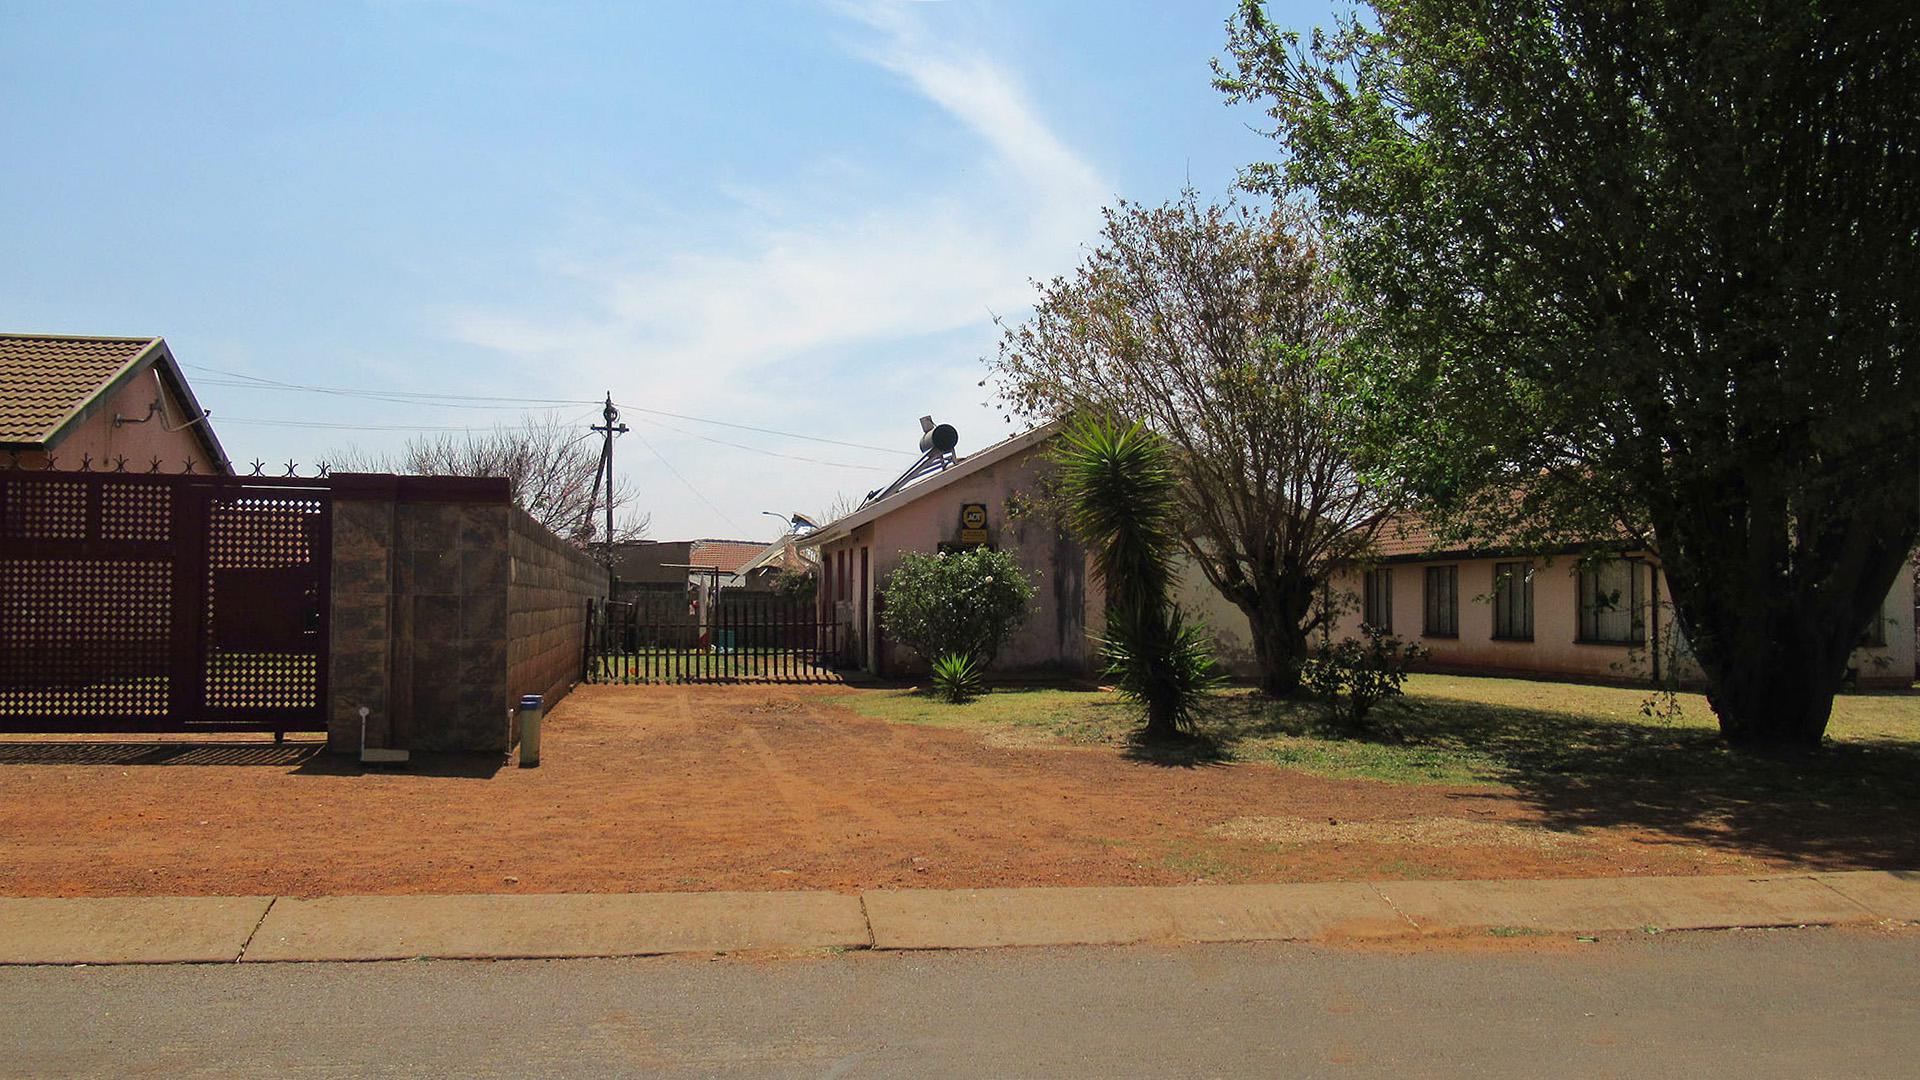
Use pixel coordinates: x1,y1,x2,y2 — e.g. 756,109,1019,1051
0,684,1852,898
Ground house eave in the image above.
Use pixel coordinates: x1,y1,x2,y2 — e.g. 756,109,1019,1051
800,420,1063,549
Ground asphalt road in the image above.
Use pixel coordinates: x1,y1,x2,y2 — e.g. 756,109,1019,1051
3,927,1916,1079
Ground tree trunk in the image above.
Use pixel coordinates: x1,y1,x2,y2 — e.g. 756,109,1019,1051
1673,577,1872,752
1141,699,1184,741
1659,479,1915,753
1703,656,1842,752
1242,588,1312,697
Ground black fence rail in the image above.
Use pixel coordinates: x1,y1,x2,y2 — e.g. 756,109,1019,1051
583,594,850,684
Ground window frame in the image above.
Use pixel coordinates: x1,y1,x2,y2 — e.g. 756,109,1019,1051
1363,567,1393,633
1422,565,1459,639
1492,561,1535,642
1576,557,1646,646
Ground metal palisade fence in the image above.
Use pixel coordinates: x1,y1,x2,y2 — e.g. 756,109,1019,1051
583,591,849,684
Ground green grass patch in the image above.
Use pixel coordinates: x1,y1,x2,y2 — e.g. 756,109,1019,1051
829,674,1920,802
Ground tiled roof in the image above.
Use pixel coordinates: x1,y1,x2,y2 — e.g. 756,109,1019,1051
1371,511,1447,559
0,334,161,444
687,540,768,575
1367,506,1637,562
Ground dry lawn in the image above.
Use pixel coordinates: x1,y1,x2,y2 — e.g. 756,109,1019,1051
0,675,1913,898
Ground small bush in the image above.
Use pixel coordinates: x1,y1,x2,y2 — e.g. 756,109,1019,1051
1100,611,1224,732
1304,624,1426,730
881,548,1035,668
930,652,985,703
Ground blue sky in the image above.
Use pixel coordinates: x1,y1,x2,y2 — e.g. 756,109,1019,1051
1,0,1332,539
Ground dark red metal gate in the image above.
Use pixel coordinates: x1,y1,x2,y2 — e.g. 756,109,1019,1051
0,470,330,735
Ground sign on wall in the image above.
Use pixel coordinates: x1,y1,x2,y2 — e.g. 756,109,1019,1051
958,502,988,547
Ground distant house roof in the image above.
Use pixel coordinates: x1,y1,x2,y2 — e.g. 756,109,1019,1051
0,333,226,465
1365,506,1639,564
801,421,1062,548
686,540,769,575
736,536,815,577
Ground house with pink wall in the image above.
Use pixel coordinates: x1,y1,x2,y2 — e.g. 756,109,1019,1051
1323,512,1916,690
801,413,1914,691
1,334,227,472
801,421,1102,677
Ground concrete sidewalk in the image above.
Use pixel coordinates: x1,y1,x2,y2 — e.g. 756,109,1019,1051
0,871,1913,966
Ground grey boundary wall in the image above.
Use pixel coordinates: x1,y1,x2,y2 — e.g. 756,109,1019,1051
327,474,607,756
507,506,609,745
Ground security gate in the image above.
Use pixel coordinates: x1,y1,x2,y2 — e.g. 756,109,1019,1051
0,470,331,735
584,592,849,684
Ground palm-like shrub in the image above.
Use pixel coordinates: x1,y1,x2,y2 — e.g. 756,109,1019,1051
930,652,985,704
1054,416,1221,738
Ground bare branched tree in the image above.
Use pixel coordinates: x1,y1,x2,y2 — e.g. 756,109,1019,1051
330,413,650,551
814,491,863,527
991,193,1395,695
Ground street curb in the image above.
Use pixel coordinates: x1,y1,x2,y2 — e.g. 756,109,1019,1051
242,891,870,963
0,872,1913,966
0,896,274,965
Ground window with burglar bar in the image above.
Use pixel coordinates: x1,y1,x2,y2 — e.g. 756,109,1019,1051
1493,561,1534,641
1363,568,1393,631
1423,565,1458,637
1578,558,1644,644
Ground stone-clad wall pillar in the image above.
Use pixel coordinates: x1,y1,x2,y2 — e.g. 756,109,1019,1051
326,474,514,755
327,475,398,752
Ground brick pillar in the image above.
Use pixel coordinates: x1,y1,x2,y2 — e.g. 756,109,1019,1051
326,474,514,755
327,474,399,753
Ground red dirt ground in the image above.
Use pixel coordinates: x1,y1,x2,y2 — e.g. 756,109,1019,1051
0,684,1854,898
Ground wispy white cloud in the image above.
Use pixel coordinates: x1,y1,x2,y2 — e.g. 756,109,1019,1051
442,0,1110,534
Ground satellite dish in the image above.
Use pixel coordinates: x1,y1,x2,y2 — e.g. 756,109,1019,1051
920,423,958,454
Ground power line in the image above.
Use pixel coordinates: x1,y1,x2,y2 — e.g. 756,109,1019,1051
185,363,904,453
631,415,896,472
189,365,595,407
215,416,566,432
617,404,898,455
627,424,748,536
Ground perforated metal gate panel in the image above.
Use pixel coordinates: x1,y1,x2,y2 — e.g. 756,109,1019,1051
0,471,330,733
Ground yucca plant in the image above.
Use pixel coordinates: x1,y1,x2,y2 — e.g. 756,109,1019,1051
1054,416,1221,738
930,652,985,704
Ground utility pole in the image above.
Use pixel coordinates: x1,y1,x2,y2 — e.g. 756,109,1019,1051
585,392,628,561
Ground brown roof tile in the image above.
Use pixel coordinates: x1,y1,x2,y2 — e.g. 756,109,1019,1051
0,334,160,444
1370,510,1448,560
687,540,768,575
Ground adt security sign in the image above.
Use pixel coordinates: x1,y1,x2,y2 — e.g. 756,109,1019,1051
959,503,989,546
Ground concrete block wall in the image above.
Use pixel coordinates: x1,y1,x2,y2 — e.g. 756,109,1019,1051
507,507,609,742
327,474,515,755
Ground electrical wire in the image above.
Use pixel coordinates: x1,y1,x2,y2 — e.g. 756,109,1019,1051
626,424,749,536
215,416,573,433
631,415,896,472
185,363,903,453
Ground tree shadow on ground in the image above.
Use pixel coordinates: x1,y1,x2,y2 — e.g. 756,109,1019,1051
1202,691,1920,870
1120,730,1236,769
0,741,324,767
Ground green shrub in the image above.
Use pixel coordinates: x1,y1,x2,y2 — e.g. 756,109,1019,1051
1099,610,1224,731
1305,624,1426,730
880,547,1035,668
930,652,985,703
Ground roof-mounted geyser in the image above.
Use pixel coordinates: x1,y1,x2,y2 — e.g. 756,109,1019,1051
863,416,959,506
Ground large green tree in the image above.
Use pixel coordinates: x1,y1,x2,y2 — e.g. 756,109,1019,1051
991,194,1389,695
1219,0,1920,749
